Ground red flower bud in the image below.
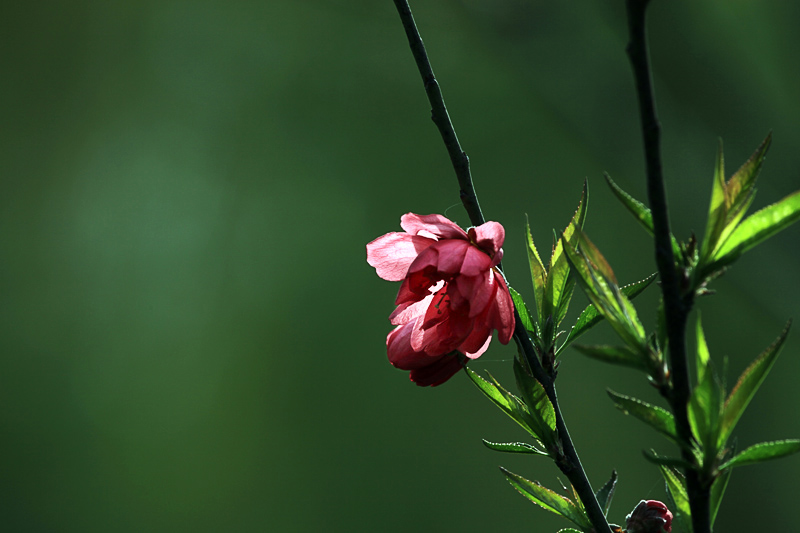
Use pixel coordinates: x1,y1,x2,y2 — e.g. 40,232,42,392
625,500,673,533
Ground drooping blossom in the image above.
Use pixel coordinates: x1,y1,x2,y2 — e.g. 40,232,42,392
625,500,673,533
366,213,515,386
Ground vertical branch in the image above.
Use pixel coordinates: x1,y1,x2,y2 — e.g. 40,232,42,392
392,2,611,532
624,2,709,532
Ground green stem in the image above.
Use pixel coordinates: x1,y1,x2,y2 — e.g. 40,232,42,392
392,2,612,532
624,2,709,532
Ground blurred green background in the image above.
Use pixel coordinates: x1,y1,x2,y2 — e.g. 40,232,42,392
2,1,799,531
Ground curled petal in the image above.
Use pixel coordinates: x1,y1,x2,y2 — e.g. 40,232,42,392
432,239,470,276
468,221,505,257
367,232,435,281
401,213,468,240
458,326,493,359
387,322,429,370
491,272,515,344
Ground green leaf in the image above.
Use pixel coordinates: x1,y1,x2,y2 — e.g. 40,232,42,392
687,359,723,468
604,173,653,234
604,173,681,257
700,139,728,263
509,286,536,334
594,471,618,517
575,345,649,373
514,357,557,446
526,215,547,325
710,467,731,528
718,439,800,470
643,449,695,470
482,440,549,456
695,314,710,384
723,133,771,224
500,467,592,530
607,390,680,442
712,190,800,267
464,366,543,442
545,180,588,329
557,274,656,356
719,321,791,447
562,231,648,353
657,463,692,533
557,529,583,533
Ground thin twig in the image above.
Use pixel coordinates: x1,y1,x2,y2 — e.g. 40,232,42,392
392,2,612,532
624,2,709,532
391,0,485,227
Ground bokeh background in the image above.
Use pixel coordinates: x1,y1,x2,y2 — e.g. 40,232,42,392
3,1,800,531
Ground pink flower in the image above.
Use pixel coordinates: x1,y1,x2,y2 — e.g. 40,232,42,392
367,213,515,386
625,500,673,533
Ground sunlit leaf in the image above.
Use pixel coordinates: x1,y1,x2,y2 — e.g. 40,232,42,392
465,366,542,442
657,463,692,533
595,471,618,517
718,439,800,470
526,215,547,325
700,139,728,263
607,390,679,442
482,440,549,456
545,181,587,329
501,467,592,530
514,357,557,445
712,190,800,267
509,286,535,334
695,314,710,384
563,231,648,353
719,321,791,447
557,274,656,356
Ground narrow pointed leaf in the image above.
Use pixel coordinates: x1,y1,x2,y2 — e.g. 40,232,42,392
712,190,800,267
557,274,656,355
575,345,649,373
607,390,679,442
700,139,727,263
465,366,540,440
687,359,723,465
658,464,692,533
604,173,681,256
482,440,548,456
509,286,535,334
643,450,695,470
710,467,731,528
526,216,547,324
595,471,618,517
563,232,648,352
695,314,710,384
725,133,771,217
514,357,557,443
719,321,791,446
501,467,592,529
718,439,800,470
545,181,587,328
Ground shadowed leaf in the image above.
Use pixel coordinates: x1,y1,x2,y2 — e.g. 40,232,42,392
607,390,679,442
595,471,618,517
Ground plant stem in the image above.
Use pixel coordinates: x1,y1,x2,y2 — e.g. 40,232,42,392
392,2,612,532
624,2,710,532
391,0,485,227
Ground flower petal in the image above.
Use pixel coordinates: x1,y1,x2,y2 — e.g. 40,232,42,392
431,239,470,276
460,244,493,277
401,213,468,240
387,322,431,370
367,232,435,281
408,354,463,386
460,333,492,359
491,272,515,344
468,221,505,257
